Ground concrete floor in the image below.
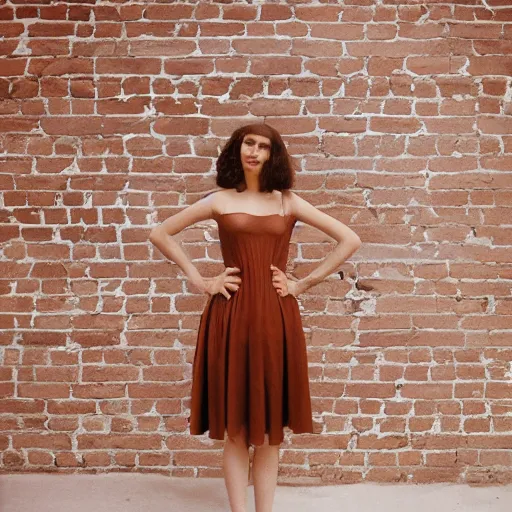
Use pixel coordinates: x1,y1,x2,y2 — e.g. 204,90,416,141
0,473,511,512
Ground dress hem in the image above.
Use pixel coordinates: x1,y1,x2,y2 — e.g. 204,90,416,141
189,425,315,447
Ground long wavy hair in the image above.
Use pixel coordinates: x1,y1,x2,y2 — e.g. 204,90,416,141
216,123,295,193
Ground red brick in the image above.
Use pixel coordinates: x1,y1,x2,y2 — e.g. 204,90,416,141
82,366,139,382
13,433,71,449
55,452,83,467
139,452,170,466
27,450,54,465
198,22,244,37
370,117,421,133
368,57,403,75
260,4,293,21
47,400,96,415
164,58,214,75
145,5,193,20
468,57,512,76
72,384,125,399
449,23,502,39
83,452,111,467
294,6,341,21
223,5,257,21
250,57,302,75
407,56,450,74
292,40,341,58
18,383,70,399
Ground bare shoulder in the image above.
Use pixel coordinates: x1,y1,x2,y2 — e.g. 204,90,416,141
192,187,232,215
286,190,361,245
210,188,233,216
285,190,307,215
151,188,225,237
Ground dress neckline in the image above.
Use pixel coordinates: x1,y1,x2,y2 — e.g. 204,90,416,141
217,191,289,218
217,212,291,218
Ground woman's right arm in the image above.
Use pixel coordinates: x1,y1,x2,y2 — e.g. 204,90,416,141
148,192,218,294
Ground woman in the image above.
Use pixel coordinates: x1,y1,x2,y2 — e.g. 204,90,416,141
149,123,361,512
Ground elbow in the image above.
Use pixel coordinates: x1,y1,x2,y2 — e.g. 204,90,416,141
347,229,362,248
149,228,174,248
339,234,361,249
149,227,161,244
340,235,361,254
337,226,362,249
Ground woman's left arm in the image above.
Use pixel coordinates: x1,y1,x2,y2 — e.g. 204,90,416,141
289,191,362,296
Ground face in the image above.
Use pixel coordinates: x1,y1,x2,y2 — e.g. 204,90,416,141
240,133,271,173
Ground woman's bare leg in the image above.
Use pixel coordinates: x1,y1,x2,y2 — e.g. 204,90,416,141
252,434,280,512
223,427,250,512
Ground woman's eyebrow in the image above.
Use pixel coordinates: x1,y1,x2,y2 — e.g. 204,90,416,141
245,138,270,146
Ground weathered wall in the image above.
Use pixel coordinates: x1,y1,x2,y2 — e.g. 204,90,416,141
1,0,511,485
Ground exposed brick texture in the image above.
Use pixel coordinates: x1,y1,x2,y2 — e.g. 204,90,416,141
0,0,511,485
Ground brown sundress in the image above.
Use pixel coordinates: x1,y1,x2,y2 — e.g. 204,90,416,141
188,195,314,446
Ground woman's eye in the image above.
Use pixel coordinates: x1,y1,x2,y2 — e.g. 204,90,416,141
244,140,269,149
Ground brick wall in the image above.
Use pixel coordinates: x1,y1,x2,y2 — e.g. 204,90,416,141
1,0,512,485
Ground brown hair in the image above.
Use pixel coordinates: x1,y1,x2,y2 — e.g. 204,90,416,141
215,123,295,193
